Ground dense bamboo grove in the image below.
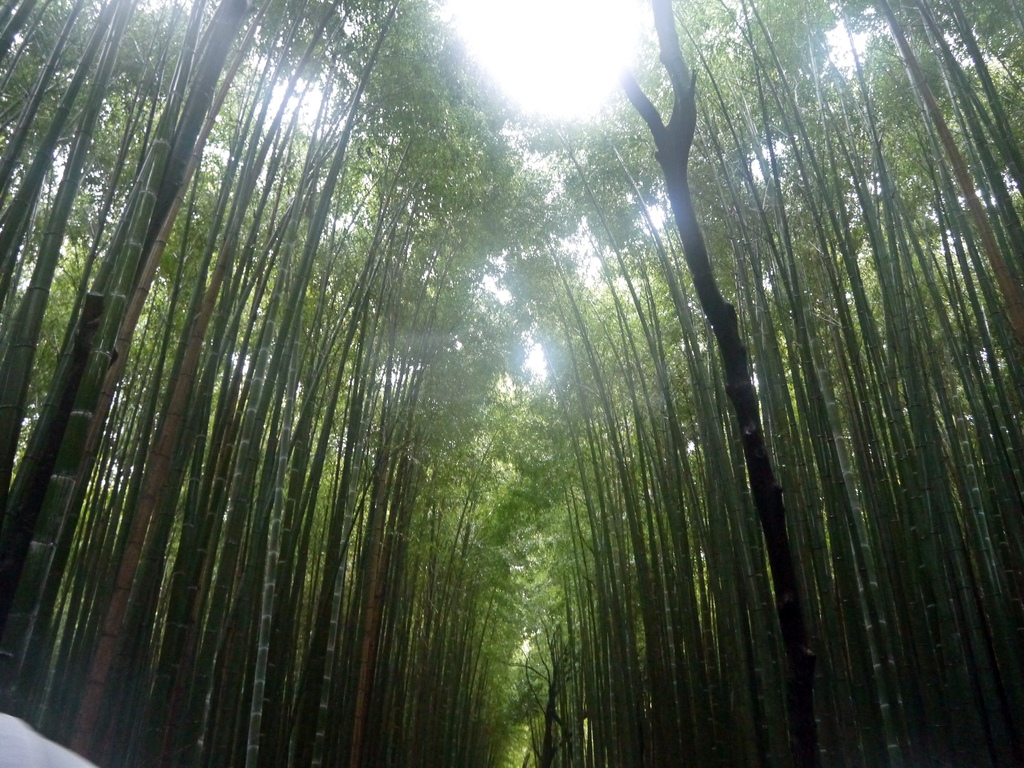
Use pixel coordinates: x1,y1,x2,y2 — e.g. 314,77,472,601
0,0,1021,766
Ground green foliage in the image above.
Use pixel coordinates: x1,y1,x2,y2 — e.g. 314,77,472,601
0,0,1022,766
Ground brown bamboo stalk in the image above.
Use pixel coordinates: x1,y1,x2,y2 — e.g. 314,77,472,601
876,0,1024,356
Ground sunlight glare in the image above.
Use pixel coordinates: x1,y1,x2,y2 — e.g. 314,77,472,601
268,78,325,130
643,201,666,232
443,0,644,119
524,339,548,381
826,20,871,76
481,254,513,304
482,273,513,304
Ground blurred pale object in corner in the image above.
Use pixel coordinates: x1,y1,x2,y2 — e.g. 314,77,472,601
0,714,99,768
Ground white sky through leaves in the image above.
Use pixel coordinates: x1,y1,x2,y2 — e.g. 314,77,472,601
443,0,644,119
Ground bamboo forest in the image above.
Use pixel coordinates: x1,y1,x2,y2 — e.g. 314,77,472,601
1,0,1023,764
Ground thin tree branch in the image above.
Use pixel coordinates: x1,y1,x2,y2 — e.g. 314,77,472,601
620,71,666,143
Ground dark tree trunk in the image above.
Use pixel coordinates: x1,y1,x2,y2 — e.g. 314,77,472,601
539,679,559,768
0,294,105,643
621,2,819,766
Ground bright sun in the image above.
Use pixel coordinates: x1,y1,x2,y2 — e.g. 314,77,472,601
443,0,645,119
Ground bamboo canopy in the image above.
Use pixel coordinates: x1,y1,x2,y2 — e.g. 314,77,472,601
0,0,1021,765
